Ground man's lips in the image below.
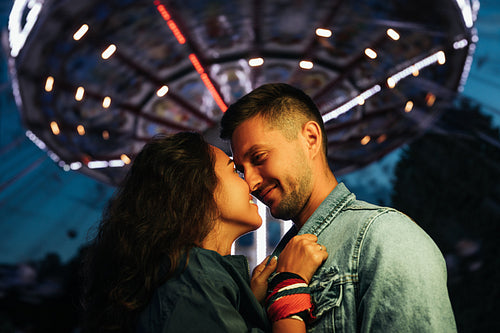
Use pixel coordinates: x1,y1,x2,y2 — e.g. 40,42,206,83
255,185,277,203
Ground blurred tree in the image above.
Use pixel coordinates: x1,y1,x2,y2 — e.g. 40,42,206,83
391,99,500,333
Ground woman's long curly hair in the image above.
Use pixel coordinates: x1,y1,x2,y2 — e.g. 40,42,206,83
81,132,218,332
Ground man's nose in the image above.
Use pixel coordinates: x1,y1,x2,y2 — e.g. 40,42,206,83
244,167,262,193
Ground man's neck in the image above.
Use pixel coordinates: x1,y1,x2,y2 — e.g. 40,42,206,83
293,174,338,229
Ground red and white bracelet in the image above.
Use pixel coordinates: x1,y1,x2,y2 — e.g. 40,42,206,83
265,272,316,323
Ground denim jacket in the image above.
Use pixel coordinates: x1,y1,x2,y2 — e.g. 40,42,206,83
273,183,456,332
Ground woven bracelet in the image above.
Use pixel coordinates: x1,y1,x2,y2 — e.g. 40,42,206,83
265,272,315,323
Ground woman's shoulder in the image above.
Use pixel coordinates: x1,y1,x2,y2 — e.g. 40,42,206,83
150,248,245,309
188,247,227,271
190,248,250,281
137,249,244,332
170,248,241,285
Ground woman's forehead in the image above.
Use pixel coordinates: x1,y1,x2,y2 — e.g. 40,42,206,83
211,145,231,164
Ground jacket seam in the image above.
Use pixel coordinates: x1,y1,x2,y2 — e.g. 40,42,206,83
310,193,354,236
351,208,394,299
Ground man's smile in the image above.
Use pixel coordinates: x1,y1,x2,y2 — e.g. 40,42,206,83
256,184,278,204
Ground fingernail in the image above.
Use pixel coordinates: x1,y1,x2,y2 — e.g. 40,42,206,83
272,256,278,263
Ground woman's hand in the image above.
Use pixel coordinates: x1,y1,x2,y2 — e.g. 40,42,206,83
276,234,328,283
251,255,277,303
250,234,328,302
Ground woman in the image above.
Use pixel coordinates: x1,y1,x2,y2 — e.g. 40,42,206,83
82,132,327,332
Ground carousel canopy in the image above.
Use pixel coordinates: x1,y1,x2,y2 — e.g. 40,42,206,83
7,0,478,185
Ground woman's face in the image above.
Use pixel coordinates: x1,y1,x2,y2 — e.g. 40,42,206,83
212,145,262,235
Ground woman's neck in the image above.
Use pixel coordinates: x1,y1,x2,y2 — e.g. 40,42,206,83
202,226,236,256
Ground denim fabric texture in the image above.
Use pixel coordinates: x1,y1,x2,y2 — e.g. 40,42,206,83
136,247,271,333
272,183,457,332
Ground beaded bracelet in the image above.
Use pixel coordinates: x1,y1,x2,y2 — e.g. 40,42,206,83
265,272,316,323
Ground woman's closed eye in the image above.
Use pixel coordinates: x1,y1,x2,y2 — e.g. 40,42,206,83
233,166,245,179
230,161,245,179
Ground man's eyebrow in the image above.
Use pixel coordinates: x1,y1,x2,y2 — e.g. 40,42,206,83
243,145,264,159
231,145,265,171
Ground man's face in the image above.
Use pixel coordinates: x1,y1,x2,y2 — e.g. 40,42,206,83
230,116,313,221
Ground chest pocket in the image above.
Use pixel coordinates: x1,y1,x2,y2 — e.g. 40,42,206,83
309,266,343,320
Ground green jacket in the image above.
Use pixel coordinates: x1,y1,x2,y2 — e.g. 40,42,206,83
137,247,271,332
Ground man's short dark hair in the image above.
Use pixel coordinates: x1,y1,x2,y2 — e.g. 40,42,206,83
220,83,327,155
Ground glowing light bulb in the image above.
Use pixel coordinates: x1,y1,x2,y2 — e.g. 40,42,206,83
361,136,371,145
299,60,313,69
102,96,111,108
77,125,85,135
426,93,436,106
156,85,169,97
102,44,116,59
386,28,400,40
249,57,264,67
75,86,85,101
70,162,82,170
73,24,89,40
315,28,332,38
50,121,60,135
405,101,414,112
437,51,446,65
453,39,468,49
387,77,396,88
365,48,377,59
377,134,387,143
121,154,131,165
45,76,54,92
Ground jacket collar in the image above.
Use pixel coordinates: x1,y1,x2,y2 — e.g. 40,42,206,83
299,182,355,236
272,183,355,256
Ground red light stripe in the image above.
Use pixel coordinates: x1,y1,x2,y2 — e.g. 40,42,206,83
154,1,227,112
189,54,204,74
167,21,186,44
155,2,186,44
156,4,171,21
201,73,228,112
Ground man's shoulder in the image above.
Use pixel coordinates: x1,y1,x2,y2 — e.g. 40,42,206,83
319,197,418,242
342,198,413,223
333,197,399,224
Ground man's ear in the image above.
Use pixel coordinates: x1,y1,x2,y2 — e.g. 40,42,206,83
301,121,323,158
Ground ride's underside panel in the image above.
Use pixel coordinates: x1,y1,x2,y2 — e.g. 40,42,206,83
8,0,477,185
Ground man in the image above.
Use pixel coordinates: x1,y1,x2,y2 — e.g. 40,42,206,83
220,83,456,332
